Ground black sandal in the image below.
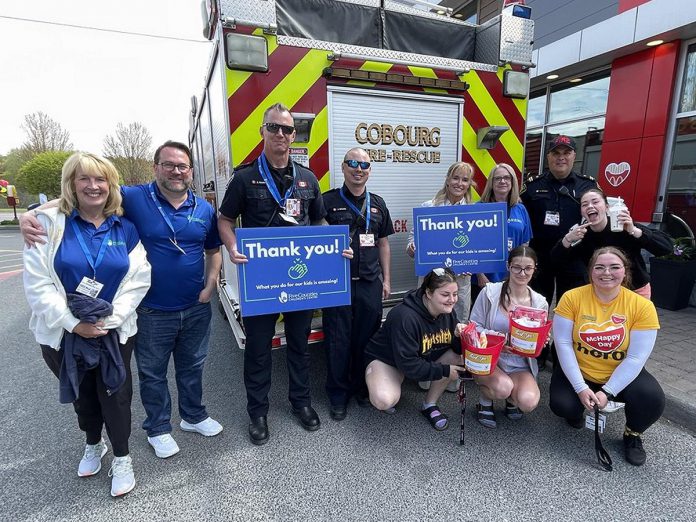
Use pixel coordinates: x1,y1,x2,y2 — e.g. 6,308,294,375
505,401,523,420
477,403,497,429
421,405,449,431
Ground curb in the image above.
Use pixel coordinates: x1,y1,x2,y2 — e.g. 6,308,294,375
0,225,20,231
663,392,696,436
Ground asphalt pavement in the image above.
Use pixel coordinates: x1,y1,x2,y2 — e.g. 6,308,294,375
1,228,695,521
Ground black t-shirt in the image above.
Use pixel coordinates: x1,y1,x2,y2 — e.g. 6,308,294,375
219,158,326,227
323,185,394,280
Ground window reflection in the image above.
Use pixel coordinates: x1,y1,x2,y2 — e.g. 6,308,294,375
525,119,605,179
667,116,696,235
548,76,610,124
527,93,546,128
679,44,696,113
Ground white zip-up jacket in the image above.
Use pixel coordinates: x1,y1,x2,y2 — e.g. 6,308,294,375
470,281,549,377
23,207,151,349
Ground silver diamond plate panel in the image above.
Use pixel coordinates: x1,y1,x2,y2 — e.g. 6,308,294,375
474,17,500,66
277,35,497,73
499,16,534,67
220,0,276,26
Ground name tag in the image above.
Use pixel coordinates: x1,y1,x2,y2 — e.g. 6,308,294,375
76,277,104,298
285,198,301,217
544,211,560,226
359,233,375,247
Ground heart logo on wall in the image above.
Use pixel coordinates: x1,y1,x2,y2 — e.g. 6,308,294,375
604,162,631,187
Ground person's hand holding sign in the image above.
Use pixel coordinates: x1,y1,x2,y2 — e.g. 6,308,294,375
228,246,248,264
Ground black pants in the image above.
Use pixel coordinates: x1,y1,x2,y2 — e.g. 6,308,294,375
242,310,314,418
549,363,665,433
41,342,133,456
323,278,383,407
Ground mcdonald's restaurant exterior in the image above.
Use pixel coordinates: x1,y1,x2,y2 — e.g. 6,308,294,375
526,0,696,306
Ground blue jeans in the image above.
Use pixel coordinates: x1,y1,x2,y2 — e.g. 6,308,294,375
134,301,212,437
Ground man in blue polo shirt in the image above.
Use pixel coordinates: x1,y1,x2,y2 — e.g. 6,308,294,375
20,141,223,459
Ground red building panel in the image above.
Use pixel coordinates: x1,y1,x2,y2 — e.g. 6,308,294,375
619,0,649,13
634,135,666,221
644,42,680,137
603,51,652,142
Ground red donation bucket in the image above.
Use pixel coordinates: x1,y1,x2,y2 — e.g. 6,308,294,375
461,334,505,376
509,319,552,357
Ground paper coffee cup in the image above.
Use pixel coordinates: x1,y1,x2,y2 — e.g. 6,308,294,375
608,207,623,232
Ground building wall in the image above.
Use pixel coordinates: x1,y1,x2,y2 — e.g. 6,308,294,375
528,0,619,48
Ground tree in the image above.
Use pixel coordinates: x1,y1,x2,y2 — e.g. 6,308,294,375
15,150,71,199
21,112,73,153
103,122,153,185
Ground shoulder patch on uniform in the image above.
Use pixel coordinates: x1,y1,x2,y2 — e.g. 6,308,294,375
575,172,596,181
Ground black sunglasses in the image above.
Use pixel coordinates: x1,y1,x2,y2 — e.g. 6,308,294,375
263,122,295,135
344,159,371,169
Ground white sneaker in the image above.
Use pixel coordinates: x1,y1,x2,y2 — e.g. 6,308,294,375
78,439,108,477
180,417,223,437
109,455,135,497
418,381,431,391
446,378,461,393
147,433,180,458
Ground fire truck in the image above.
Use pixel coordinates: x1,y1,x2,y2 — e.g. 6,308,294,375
188,0,535,347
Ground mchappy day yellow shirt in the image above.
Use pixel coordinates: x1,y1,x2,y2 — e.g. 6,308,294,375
555,285,659,383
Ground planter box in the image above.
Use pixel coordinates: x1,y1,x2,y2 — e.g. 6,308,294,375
650,259,696,311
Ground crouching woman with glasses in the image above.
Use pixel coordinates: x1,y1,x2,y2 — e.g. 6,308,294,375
550,246,665,466
470,246,548,428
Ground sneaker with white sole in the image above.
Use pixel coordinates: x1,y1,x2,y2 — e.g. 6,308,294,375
78,439,108,477
109,455,135,497
147,433,180,458
601,400,626,414
180,417,223,437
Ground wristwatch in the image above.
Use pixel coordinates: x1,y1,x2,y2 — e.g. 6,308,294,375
601,388,615,402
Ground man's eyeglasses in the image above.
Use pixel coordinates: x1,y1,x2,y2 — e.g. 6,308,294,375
263,122,295,135
493,176,512,184
157,162,191,173
509,265,536,275
344,159,371,169
592,264,624,273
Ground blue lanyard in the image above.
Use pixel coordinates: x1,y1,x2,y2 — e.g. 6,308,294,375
70,219,111,280
257,153,296,207
339,187,371,232
148,183,197,243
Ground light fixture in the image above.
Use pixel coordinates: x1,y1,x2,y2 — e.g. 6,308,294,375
646,39,664,47
225,33,268,72
436,10,445,15
477,126,509,149
454,13,463,18
546,74,559,80
503,70,529,99
569,78,582,83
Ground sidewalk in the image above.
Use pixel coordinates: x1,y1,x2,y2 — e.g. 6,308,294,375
646,305,696,434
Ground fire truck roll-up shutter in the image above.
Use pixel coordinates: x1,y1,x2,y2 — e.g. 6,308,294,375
327,86,463,299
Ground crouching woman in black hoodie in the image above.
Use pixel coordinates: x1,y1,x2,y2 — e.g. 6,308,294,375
364,268,466,431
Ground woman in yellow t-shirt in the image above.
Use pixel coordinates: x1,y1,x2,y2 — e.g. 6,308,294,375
550,246,664,467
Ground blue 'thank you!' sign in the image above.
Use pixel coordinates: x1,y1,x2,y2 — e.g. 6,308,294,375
236,225,351,317
413,203,508,276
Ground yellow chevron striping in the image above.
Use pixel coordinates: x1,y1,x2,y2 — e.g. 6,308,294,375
467,70,523,165
305,107,328,155
231,49,330,163
462,117,497,184
319,171,331,193
360,61,392,72
227,32,279,98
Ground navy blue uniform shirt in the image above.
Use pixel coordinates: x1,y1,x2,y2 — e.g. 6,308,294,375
54,211,139,303
121,183,222,311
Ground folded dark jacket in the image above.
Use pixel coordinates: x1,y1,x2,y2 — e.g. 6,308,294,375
58,293,125,404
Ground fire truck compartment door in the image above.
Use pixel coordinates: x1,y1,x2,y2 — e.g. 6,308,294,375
327,86,464,297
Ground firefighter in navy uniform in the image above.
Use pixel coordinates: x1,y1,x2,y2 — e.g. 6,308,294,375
322,147,394,421
218,103,328,446
520,135,599,365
